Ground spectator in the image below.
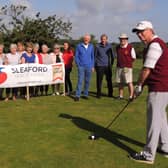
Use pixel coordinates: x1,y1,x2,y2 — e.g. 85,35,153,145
95,34,114,98
17,42,25,59
0,44,6,100
21,42,36,97
21,42,36,64
50,44,63,96
62,42,74,95
33,43,43,96
41,44,52,96
130,21,168,164
17,42,26,97
33,43,43,64
74,34,94,101
116,33,136,100
5,44,20,101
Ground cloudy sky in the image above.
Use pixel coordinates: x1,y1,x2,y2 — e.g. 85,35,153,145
0,0,168,42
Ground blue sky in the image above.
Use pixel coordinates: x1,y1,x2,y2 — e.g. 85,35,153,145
0,0,168,42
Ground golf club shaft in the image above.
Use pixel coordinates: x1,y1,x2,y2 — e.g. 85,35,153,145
105,100,131,129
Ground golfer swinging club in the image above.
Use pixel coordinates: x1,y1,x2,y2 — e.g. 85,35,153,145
130,21,168,164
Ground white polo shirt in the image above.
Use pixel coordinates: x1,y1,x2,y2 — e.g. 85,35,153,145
144,36,163,69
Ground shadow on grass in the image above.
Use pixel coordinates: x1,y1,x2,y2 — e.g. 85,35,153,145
87,91,129,101
59,113,144,155
66,91,128,101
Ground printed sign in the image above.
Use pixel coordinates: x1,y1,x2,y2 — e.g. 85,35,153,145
0,63,65,88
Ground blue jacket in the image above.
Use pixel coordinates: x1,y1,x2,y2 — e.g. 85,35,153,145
95,43,114,67
75,43,94,68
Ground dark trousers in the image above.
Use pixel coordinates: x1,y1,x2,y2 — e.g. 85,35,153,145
96,66,113,97
6,88,18,97
20,87,34,97
65,68,72,93
0,88,3,99
35,86,43,96
41,85,49,95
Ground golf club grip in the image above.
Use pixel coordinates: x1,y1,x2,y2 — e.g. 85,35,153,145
105,101,130,129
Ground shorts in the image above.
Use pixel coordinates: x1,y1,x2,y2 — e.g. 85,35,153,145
116,67,133,84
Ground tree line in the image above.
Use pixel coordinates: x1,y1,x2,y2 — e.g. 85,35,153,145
0,4,146,58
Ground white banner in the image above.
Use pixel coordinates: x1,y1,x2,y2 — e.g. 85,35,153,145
0,63,65,88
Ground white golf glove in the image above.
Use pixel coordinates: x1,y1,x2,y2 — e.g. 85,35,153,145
134,85,142,97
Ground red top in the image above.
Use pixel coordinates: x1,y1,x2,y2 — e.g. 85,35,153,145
144,37,168,92
37,53,43,64
116,44,134,68
62,50,74,68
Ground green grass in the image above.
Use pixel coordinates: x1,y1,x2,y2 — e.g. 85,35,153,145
0,59,167,168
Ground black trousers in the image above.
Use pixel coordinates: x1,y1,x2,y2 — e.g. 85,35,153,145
34,86,44,96
20,87,35,97
6,88,18,97
41,85,49,95
0,88,3,99
65,67,72,93
96,66,113,97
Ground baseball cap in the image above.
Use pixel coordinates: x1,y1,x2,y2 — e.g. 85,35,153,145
119,33,128,39
132,21,153,33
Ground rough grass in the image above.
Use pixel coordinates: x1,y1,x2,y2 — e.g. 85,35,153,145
0,60,167,168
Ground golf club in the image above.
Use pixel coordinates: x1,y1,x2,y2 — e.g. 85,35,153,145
89,100,131,140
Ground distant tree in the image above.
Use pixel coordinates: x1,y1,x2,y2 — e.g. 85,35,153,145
131,42,144,58
90,34,98,45
0,4,72,49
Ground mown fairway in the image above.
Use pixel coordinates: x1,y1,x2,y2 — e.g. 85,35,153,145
0,60,167,168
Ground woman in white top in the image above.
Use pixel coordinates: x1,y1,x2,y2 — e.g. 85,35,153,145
50,44,63,95
5,44,20,101
0,44,6,100
17,42,26,97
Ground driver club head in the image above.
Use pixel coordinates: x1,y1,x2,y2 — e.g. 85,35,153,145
88,133,99,140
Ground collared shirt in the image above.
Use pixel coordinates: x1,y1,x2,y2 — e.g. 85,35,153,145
75,43,94,68
95,42,114,67
144,35,162,69
120,43,136,59
83,44,89,49
143,36,168,92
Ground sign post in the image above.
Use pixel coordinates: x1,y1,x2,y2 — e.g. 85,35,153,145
26,86,30,101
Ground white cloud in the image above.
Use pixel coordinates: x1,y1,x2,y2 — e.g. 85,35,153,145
70,0,154,41
76,0,104,14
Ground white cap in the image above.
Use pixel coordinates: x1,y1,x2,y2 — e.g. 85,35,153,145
132,21,153,33
119,33,128,39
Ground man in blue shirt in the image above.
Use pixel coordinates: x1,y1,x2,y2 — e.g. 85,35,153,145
74,34,94,101
95,34,114,98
